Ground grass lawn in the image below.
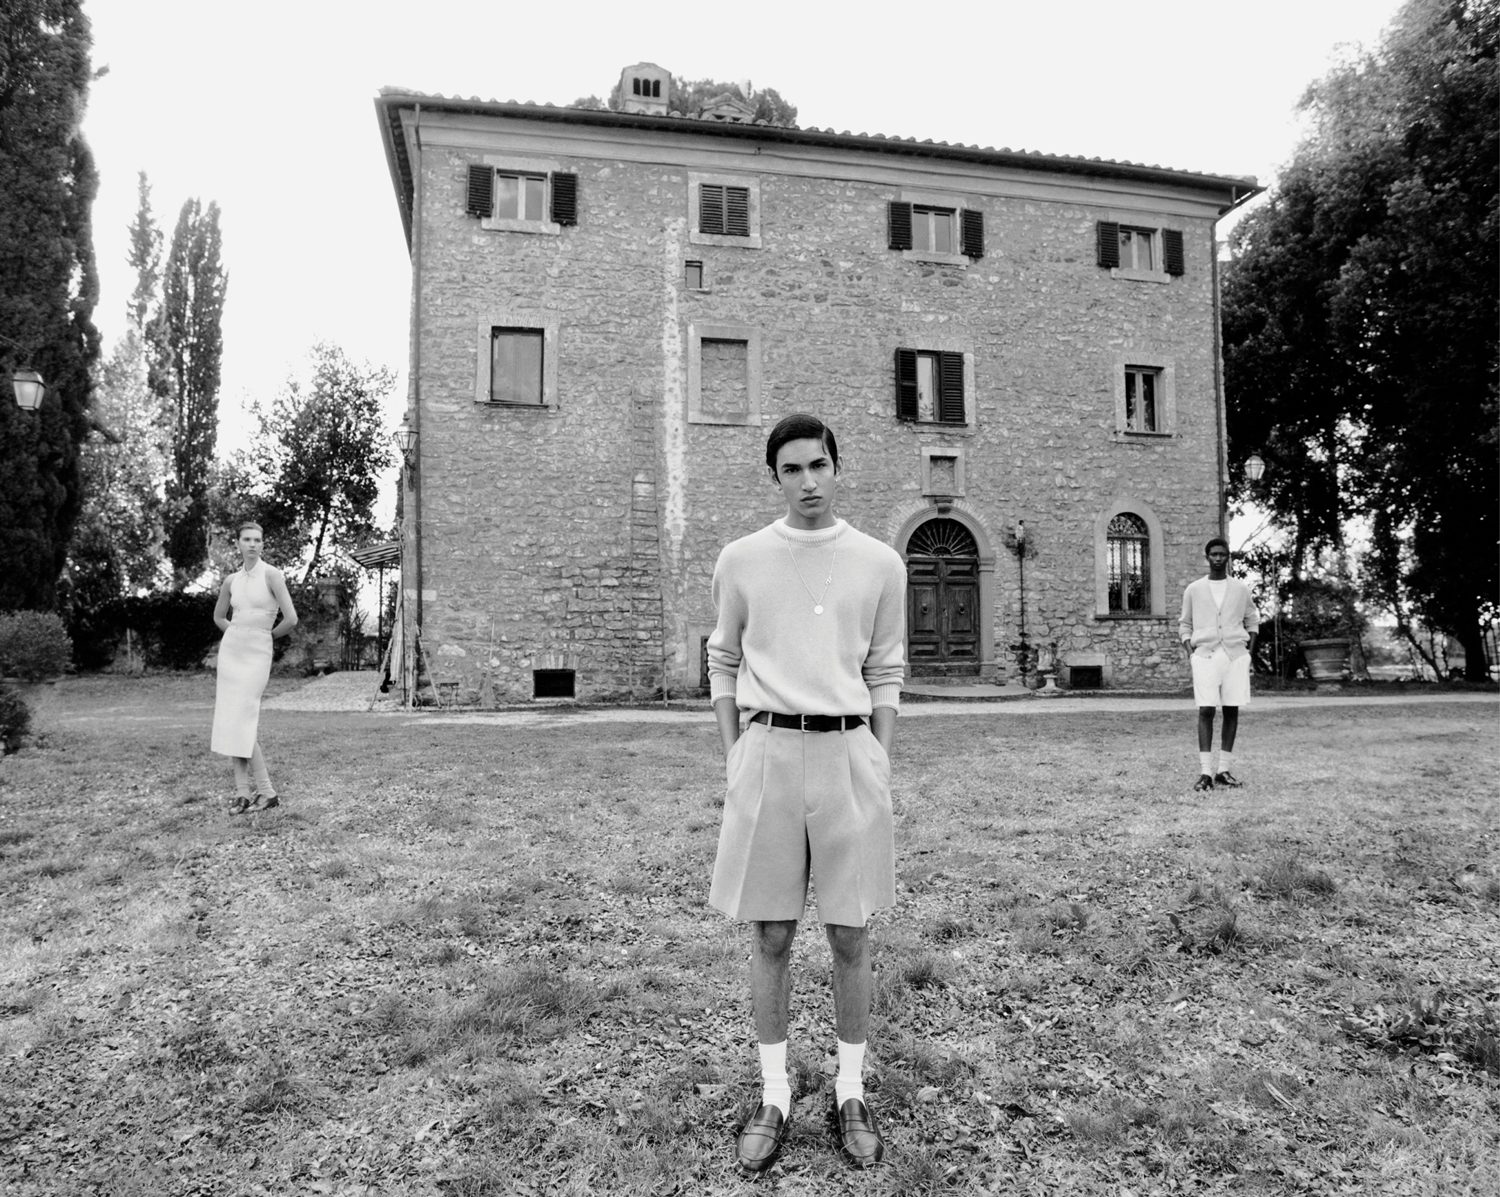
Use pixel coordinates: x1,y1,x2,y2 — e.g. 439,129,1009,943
1,676,1497,1196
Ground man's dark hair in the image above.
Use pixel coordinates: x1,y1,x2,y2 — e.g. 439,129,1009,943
765,413,839,475
1204,536,1230,554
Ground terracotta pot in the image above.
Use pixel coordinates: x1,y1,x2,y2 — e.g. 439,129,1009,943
1300,638,1350,682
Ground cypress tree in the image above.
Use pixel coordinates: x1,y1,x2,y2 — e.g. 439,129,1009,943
149,198,227,586
0,0,101,611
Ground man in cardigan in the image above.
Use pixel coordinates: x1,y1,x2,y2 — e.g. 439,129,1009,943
706,413,907,1174
1179,537,1259,791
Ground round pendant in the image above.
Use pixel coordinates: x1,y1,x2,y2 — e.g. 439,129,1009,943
814,605,824,615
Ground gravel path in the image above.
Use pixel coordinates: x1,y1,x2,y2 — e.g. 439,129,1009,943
257,672,1497,725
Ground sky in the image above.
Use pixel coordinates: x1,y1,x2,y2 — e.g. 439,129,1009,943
80,0,1408,478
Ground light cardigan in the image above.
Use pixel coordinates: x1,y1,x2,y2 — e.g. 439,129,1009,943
708,518,907,715
1179,576,1260,659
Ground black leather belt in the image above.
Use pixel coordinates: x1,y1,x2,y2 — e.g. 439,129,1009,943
750,711,865,733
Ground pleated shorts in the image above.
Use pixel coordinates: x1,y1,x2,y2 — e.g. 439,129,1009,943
708,718,895,928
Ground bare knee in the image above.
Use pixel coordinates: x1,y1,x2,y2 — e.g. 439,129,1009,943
753,920,797,960
824,923,868,965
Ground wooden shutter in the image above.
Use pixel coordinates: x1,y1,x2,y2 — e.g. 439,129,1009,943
550,172,578,226
725,186,750,237
888,202,913,250
895,349,918,421
1163,228,1185,275
466,164,493,218
1097,220,1120,268
938,351,966,424
960,209,984,259
699,184,725,235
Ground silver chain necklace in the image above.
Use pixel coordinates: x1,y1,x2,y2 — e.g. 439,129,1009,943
784,530,838,615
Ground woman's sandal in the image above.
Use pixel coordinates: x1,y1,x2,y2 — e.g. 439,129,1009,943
228,796,252,816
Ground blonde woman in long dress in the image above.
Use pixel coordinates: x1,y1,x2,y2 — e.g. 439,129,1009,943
212,522,298,814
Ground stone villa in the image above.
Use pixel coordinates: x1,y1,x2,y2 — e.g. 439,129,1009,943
374,63,1261,701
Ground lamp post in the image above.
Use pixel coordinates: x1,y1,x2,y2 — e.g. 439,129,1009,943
1007,519,1037,685
1243,453,1279,676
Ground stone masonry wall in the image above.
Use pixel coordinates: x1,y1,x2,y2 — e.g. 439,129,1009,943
410,124,1225,701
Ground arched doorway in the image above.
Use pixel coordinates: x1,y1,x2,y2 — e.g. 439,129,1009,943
906,517,980,676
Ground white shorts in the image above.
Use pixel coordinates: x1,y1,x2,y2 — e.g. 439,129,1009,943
1191,649,1251,708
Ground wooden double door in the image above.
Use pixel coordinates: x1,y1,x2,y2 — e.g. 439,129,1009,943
906,518,980,676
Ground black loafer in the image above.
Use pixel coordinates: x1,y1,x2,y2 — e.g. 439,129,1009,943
835,1097,885,1169
1214,771,1244,788
1192,774,1214,792
247,794,280,811
736,1103,789,1175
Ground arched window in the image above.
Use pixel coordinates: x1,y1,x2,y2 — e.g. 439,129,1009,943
1107,513,1150,613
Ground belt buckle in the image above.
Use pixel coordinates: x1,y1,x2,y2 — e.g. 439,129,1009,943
798,714,810,733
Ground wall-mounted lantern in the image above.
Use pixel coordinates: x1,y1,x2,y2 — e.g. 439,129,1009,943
1243,453,1266,483
11,368,45,411
392,420,417,467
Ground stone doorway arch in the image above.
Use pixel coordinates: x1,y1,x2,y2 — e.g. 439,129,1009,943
898,512,997,679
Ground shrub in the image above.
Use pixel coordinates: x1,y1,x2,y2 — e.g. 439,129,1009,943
68,592,220,672
0,683,30,752
0,610,72,681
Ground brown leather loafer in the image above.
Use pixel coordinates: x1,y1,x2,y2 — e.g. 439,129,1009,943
735,1103,789,1174
1192,773,1215,792
835,1097,885,1168
1214,771,1244,788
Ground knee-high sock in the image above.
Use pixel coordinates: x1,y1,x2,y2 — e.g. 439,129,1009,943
249,742,275,797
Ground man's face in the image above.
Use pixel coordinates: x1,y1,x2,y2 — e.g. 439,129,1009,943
773,437,838,529
1206,545,1230,576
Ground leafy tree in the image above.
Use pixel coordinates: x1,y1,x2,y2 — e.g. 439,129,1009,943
602,75,798,126
69,329,169,605
148,197,226,587
1223,0,1498,679
231,344,396,581
0,0,101,611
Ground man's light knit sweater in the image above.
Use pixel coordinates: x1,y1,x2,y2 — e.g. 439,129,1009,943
708,519,907,715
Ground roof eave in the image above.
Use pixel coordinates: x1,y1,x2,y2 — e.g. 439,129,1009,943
374,92,1265,248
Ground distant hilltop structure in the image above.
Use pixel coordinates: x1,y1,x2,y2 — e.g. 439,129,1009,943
617,61,768,124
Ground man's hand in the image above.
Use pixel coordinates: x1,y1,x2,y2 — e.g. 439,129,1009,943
714,696,741,758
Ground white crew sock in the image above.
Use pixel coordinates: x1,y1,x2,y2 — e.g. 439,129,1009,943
759,1040,791,1117
1218,750,1234,775
1198,752,1214,777
834,1039,866,1107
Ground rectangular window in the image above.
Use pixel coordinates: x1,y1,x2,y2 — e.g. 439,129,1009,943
1119,227,1156,271
896,348,966,425
1123,367,1159,433
699,184,751,237
699,338,749,415
684,260,704,290
496,173,546,221
912,206,955,254
490,328,544,405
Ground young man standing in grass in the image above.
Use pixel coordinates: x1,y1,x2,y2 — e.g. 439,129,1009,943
706,413,907,1174
1180,537,1259,791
